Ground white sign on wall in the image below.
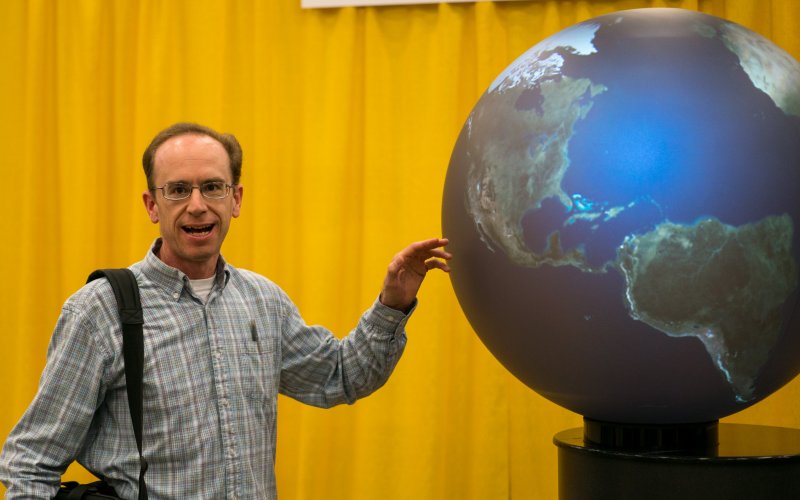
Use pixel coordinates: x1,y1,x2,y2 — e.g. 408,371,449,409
303,0,514,8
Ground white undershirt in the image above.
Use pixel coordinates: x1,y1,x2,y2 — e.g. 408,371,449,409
189,277,215,303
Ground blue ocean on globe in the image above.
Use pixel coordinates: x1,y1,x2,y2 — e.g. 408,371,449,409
442,8,800,423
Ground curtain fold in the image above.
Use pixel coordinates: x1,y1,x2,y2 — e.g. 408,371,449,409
1,1,798,498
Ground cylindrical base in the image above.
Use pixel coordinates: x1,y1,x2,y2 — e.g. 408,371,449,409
583,417,718,452
554,423,800,500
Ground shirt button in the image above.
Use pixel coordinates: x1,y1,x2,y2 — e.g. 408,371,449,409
172,292,180,299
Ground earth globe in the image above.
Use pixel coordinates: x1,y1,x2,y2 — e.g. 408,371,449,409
442,8,800,427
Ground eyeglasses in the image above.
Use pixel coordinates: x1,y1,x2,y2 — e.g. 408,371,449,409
155,181,234,201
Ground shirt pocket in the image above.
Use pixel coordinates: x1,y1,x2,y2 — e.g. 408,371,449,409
228,323,280,405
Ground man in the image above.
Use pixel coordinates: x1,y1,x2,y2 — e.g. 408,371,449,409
0,122,451,498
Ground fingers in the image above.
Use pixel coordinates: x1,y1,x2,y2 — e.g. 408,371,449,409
386,238,452,279
409,237,450,252
404,238,452,274
425,257,451,273
405,238,452,260
425,248,452,261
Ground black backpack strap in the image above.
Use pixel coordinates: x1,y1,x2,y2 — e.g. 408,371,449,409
88,269,148,500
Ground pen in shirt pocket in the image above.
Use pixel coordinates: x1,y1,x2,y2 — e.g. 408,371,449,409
250,321,262,355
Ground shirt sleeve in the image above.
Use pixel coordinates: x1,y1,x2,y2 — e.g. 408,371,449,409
277,293,412,408
0,303,110,499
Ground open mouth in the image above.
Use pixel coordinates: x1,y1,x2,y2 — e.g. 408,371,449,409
182,224,215,237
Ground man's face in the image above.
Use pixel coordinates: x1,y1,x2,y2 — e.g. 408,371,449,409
142,133,243,279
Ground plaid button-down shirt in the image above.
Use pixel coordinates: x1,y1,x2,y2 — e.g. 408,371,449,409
0,240,410,499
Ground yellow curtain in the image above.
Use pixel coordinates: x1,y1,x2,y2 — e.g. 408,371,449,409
1,0,798,498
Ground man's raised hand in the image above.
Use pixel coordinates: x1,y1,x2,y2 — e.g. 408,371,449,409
380,238,452,312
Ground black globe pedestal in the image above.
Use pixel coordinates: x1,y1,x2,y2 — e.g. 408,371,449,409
553,420,800,500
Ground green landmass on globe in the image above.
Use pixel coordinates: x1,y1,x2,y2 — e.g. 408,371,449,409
618,215,796,402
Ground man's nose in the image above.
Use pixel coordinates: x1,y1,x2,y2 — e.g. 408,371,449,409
186,188,208,213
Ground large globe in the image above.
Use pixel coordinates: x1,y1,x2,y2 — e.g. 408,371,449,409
442,8,800,424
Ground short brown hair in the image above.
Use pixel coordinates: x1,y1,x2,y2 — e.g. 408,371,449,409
142,122,243,190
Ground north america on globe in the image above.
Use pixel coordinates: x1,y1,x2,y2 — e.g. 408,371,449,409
444,8,800,423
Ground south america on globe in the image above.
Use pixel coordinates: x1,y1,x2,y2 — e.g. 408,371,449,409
442,8,800,424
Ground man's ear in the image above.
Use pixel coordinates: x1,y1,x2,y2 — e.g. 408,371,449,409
232,184,243,218
143,190,159,223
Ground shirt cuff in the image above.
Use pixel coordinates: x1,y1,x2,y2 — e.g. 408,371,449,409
364,297,417,336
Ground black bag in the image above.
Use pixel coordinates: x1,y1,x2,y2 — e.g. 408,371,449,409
54,480,119,499
54,269,148,500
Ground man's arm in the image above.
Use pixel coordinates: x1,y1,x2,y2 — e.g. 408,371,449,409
0,304,109,499
277,238,451,407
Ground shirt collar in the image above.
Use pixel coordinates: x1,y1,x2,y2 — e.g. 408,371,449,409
141,238,231,300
